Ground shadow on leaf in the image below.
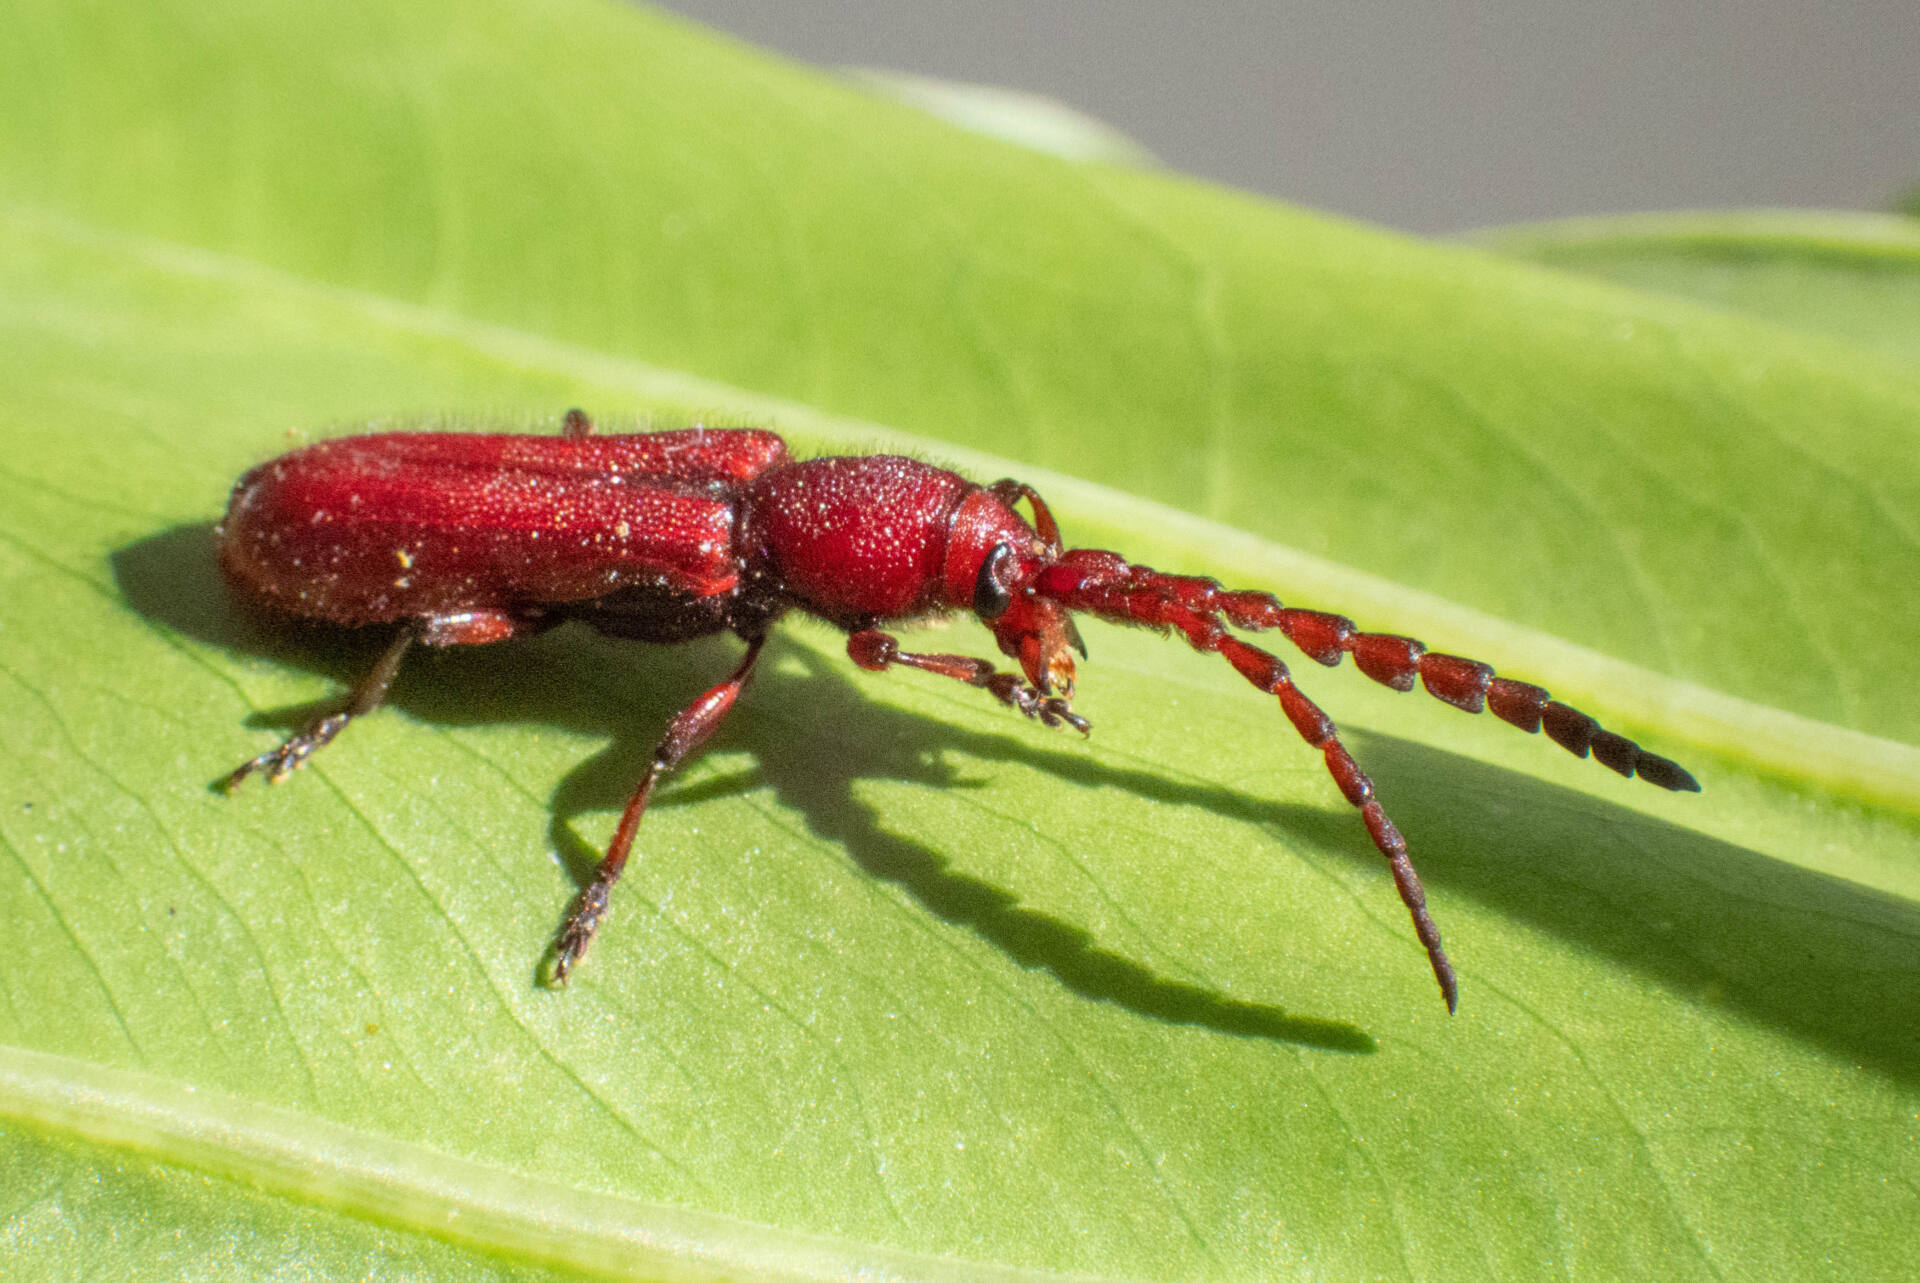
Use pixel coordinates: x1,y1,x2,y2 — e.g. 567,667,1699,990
114,523,1920,1080
115,523,1372,1053
1354,732,1920,1081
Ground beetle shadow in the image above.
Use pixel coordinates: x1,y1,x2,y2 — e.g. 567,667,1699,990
541,643,1378,1051
704,649,1920,1084
113,523,1374,1053
114,524,1920,1081
1348,733,1920,1083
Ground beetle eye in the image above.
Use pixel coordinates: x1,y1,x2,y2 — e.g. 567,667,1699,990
973,543,1014,621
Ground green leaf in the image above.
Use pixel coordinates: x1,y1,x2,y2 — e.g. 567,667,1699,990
2,1,1916,1279
1479,209,1920,368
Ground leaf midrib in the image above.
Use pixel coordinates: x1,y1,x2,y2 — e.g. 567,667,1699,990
0,1044,1087,1283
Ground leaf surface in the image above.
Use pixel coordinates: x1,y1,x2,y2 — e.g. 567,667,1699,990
1,2,1916,1279
1481,209,1920,367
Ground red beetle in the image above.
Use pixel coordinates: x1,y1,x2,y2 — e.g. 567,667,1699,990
220,410,1697,1009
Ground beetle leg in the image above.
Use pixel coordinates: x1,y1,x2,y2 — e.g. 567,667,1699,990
551,633,767,985
222,625,417,790
224,609,552,791
844,628,1090,734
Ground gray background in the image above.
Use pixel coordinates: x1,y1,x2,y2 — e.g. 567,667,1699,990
651,0,1919,234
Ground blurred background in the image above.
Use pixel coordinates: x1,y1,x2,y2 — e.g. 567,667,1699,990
652,0,1919,233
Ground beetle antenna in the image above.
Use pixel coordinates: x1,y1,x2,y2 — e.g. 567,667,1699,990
988,479,1063,555
1032,549,1702,1011
1035,551,1697,790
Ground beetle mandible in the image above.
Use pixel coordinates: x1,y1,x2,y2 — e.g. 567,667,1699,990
219,410,1699,1010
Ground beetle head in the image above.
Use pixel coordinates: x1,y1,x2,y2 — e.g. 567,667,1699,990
944,481,1085,698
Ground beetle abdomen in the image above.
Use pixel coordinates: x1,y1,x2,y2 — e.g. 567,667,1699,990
220,433,762,623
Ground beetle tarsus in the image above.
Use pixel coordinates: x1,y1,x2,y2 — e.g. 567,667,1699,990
551,879,612,986
1006,681,1090,734
222,713,350,790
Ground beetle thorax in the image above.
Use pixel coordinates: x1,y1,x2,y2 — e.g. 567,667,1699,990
747,455,987,624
